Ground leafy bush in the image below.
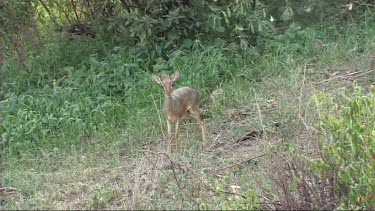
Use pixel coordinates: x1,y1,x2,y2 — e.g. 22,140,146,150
0,49,142,156
270,84,375,210
263,23,315,57
199,178,259,210
93,0,273,62
313,85,375,209
1,44,257,158
1,85,126,156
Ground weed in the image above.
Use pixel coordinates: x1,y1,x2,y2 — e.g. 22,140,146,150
1,17,375,210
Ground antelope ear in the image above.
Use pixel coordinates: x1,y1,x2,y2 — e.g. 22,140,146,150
171,72,180,82
152,75,162,84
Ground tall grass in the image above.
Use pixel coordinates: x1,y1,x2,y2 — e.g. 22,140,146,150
3,22,375,156
1,21,375,209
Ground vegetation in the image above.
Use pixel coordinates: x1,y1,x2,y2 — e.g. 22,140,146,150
314,85,375,209
1,0,374,209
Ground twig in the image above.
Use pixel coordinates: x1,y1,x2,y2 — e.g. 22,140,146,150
253,91,266,138
348,69,375,80
207,153,267,173
315,69,375,85
141,150,198,205
142,150,248,200
315,76,339,85
152,95,166,140
0,187,23,196
205,130,224,151
319,198,343,210
300,65,322,157
235,130,262,143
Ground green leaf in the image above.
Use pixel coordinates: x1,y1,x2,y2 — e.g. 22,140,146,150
156,45,162,56
214,38,225,46
164,40,174,49
208,5,222,13
226,7,231,18
167,31,180,40
222,11,229,25
182,39,194,48
150,50,155,60
215,26,225,33
250,22,255,34
281,6,293,21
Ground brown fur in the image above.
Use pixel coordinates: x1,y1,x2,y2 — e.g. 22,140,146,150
153,72,206,150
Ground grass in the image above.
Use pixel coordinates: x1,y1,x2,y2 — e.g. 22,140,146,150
1,24,375,209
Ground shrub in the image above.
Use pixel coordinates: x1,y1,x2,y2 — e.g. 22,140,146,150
270,84,375,210
313,84,375,209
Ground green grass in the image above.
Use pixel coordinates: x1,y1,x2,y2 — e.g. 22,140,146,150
1,24,375,209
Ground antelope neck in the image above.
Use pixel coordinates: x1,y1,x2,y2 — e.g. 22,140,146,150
164,94,180,113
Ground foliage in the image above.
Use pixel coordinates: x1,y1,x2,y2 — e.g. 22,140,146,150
263,23,315,57
1,0,273,65
1,48,142,157
270,84,375,210
89,185,118,209
199,177,259,210
1,0,375,209
1,44,257,158
199,190,259,210
2,0,373,71
313,85,375,209
265,0,375,27
95,0,272,61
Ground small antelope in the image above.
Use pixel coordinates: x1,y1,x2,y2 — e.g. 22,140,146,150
153,72,206,149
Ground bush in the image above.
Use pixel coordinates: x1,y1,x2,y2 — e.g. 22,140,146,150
270,84,374,210
0,50,140,156
313,84,375,209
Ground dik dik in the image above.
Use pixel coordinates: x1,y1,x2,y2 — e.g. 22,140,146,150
153,72,206,149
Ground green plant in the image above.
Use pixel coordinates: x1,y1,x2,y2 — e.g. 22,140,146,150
199,178,260,210
264,23,316,57
89,185,117,209
312,84,375,209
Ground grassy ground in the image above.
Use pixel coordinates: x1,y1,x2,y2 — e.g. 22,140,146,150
1,25,375,209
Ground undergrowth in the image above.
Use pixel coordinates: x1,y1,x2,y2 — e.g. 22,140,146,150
1,22,375,209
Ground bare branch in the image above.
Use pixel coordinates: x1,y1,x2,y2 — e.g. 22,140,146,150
38,0,60,27
71,0,80,22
